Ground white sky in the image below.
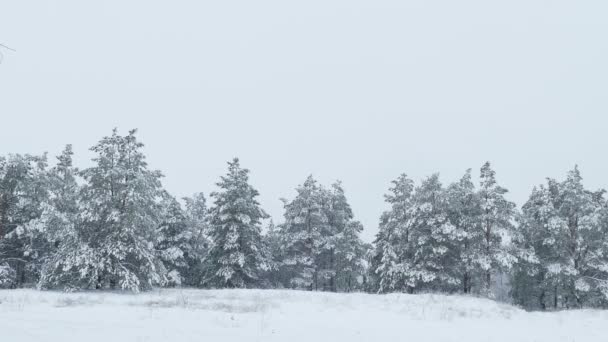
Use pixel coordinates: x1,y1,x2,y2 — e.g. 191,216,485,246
1,1,607,241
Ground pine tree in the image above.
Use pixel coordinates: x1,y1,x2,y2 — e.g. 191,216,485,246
181,192,209,286
38,145,83,290
514,167,608,309
0,153,49,287
319,181,352,291
445,169,482,294
156,192,191,286
511,184,553,309
278,176,329,290
405,174,460,292
277,177,366,292
154,191,208,287
45,129,168,292
263,219,283,288
203,158,269,288
322,181,367,292
371,174,415,293
478,162,517,297
334,220,367,292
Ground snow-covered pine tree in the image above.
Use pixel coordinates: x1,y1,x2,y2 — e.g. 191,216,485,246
557,167,608,307
156,192,191,286
326,182,367,292
50,129,167,292
278,175,329,290
0,153,49,288
445,169,482,294
277,178,366,292
38,145,83,290
478,162,517,297
514,167,608,309
203,158,269,288
405,174,460,292
511,184,554,309
334,220,368,292
263,219,283,288
181,192,210,286
317,181,351,291
371,174,415,293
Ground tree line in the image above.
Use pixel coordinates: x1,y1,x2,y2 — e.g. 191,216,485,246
1,129,607,310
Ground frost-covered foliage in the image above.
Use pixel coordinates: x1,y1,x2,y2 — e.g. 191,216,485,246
0,153,49,287
0,262,16,288
372,174,463,293
180,192,210,286
370,174,415,293
38,145,83,290
477,162,518,296
40,130,168,292
512,167,608,309
404,174,462,292
324,182,368,292
203,158,269,288
371,164,518,297
276,176,327,290
155,192,209,287
276,177,367,291
4,130,608,310
263,220,283,287
445,169,482,294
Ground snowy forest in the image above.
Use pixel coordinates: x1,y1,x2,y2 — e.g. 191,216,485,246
1,129,607,311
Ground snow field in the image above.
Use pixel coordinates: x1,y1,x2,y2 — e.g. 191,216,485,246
1,289,607,342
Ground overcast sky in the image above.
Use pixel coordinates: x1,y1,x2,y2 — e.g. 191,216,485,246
1,1,607,241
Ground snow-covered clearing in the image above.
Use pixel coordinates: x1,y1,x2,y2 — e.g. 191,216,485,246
0,289,606,342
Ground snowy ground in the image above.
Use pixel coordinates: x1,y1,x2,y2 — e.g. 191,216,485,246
1,289,606,342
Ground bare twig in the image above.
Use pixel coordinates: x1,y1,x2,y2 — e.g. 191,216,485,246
0,43,16,64
0,44,16,52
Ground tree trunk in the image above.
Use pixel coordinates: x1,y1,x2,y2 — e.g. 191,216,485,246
539,290,546,310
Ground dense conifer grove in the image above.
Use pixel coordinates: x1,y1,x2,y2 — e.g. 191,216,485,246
1,129,607,310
